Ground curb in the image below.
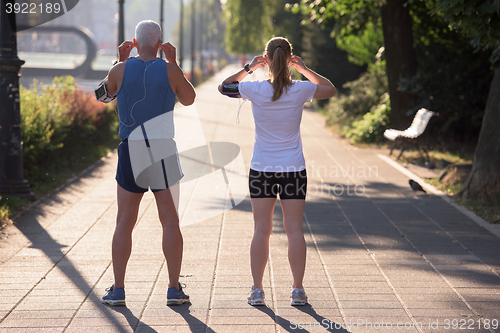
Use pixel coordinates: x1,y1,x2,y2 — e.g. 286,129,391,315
377,154,500,240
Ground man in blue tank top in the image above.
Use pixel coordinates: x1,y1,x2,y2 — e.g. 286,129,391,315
97,20,195,306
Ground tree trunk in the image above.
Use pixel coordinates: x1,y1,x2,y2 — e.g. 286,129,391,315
381,0,417,129
461,68,500,200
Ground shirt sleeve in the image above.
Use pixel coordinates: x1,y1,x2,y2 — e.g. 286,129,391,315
239,81,253,101
299,81,317,103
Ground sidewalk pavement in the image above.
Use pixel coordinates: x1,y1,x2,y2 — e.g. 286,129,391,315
1,66,499,333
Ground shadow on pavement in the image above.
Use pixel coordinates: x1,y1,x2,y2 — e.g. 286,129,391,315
104,304,147,331
254,306,309,333
254,305,350,332
3,206,151,332
295,304,350,332
254,305,349,332
169,303,215,333
231,182,500,284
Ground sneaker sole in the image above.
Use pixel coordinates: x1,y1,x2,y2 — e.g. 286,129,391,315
248,300,265,306
291,300,307,306
101,300,126,306
167,299,190,306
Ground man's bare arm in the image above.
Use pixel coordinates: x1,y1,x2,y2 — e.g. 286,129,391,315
161,42,195,106
103,62,126,98
167,63,196,106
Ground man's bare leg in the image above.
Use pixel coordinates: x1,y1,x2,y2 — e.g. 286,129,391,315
113,185,144,289
154,183,182,290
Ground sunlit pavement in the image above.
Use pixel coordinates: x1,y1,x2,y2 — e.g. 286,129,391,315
1,66,500,333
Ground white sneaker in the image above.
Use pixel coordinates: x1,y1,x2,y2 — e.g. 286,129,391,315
291,288,307,306
247,287,265,306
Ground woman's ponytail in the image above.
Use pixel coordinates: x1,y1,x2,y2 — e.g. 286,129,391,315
265,38,293,101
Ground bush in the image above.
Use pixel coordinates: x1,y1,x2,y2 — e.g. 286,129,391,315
345,93,391,144
322,55,388,139
20,76,118,189
400,0,493,143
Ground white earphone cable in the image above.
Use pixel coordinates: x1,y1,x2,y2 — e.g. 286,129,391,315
116,58,160,127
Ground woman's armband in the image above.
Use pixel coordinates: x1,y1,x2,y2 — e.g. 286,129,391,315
221,82,240,98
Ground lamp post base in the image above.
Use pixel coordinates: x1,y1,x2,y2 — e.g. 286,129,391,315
0,180,35,201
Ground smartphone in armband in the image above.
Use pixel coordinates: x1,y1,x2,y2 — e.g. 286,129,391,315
221,82,240,98
95,82,116,103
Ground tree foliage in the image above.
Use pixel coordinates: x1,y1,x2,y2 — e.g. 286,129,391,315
399,0,493,141
224,0,274,54
426,0,500,200
428,0,500,66
288,0,383,66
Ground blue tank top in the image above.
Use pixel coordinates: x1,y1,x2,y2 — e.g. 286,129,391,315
116,57,176,140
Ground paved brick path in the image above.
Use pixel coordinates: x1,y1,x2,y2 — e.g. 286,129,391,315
1,66,499,332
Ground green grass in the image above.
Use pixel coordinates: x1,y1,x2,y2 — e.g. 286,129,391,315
0,196,28,223
458,198,500,225
424,161,499,225
0,137,119,228
0,76,121,228
27,138,119,194
426,177,464,196
396,150,473,169
427,176,500,224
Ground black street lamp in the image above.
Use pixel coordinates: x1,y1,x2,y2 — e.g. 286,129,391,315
159,0,164,59
179,0,183,69
199,0,205,75
118,0,125,46
190,0,196,85
0,0,34,199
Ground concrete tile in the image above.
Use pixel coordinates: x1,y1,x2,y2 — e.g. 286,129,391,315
137,325,206,333
0,328,64,333
0,318,69,328
65,326,134,333
207,324,276,333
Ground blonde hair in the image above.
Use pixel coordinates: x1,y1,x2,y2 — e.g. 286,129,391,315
135,20,161,48
265,37,293,101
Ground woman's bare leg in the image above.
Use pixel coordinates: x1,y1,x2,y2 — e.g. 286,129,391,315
250,197,277,289
281,199,306,289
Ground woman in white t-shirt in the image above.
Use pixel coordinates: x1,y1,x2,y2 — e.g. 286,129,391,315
218,37,336,306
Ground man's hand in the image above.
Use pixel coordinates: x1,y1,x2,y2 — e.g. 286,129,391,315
118,41,137,62
161,42,177,64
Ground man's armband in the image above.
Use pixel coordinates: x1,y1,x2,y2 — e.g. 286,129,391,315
95,82,116,103
221,82,240,98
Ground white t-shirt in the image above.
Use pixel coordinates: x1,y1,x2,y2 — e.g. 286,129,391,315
239,80,317,172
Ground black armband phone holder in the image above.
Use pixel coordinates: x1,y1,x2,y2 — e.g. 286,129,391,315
221,82,240,98
95,82,116,103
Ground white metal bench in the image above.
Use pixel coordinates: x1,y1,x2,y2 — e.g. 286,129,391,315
384,108,438,160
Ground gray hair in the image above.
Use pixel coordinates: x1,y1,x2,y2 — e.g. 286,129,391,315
135,20,161,48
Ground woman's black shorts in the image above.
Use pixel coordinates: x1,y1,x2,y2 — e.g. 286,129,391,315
249,168,307,200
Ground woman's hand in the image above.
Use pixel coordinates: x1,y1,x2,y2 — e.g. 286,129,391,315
289,55,307,74
249,55,266,71
118,41,136,62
